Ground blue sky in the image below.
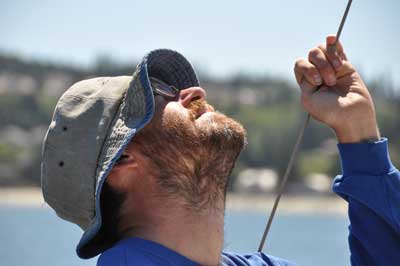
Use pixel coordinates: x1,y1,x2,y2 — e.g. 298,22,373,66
1,0,399,87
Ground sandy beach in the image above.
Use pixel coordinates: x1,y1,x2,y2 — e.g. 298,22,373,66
0,187,347,215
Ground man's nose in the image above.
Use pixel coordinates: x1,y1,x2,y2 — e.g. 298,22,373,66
178,87,206,108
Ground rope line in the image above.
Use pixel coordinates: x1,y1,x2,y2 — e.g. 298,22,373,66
257,0,354,252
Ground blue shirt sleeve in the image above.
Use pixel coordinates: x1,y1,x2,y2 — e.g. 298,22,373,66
221,251,298,266
332,138,400,266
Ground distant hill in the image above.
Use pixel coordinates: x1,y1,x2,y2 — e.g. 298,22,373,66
0,53,398,194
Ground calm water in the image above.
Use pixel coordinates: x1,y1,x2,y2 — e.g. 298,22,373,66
0,206,350,266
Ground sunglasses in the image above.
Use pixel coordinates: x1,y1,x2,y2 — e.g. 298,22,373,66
115,77,179,166
149,77,179,100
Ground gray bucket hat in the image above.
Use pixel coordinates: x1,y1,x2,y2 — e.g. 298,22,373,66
40,49,199,259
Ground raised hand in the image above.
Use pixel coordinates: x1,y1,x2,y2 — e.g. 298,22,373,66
294,35,380,143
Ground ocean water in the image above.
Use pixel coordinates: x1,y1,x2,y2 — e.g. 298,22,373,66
0,207,350,266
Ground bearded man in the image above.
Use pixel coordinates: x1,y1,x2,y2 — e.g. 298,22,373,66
41,36,400,266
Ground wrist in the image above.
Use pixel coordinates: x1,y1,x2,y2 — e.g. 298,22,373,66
334,121,380,143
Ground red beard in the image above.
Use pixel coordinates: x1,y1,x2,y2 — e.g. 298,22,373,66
133,99,247,210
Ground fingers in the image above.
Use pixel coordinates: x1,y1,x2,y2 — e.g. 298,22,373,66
294,59,320,108
294,59,322,88
294,34,350,93
324,35,343,70
308,47,337,87
326,35,347,60
323,35,348,69
303,34,349,88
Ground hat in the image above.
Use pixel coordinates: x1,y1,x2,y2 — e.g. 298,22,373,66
40,49,199,258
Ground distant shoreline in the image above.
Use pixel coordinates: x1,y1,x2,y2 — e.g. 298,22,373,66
0,187,347,215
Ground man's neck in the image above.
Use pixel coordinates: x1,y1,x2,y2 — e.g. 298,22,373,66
119,196,225,266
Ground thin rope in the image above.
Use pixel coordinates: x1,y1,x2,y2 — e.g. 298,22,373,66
335,0,353,44
257,113,310,252
257,0,353,252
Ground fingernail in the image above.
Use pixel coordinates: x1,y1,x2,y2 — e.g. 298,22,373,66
314,75,322,85
332,59,342,69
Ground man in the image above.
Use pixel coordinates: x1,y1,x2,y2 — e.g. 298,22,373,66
41,35,400,265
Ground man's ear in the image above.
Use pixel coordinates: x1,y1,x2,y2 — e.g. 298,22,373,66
106,150,140,192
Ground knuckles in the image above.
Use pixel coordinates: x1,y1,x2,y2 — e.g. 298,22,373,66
317,44,327,53
294,58,306,69
308,47,321,61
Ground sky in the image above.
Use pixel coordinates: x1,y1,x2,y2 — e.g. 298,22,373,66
1,0,399,87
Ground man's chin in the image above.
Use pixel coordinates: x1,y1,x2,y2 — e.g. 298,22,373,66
192,108,246,162
196,111,246,140
135,103,246,211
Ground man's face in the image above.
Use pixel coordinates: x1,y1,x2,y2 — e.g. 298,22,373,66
126,86,247,210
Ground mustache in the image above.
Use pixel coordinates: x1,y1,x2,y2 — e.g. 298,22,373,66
188,99,213,120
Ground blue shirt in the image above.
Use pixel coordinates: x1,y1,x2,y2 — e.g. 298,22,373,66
97,138,400,266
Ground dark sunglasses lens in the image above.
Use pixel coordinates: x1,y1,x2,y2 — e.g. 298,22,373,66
156,88,175,98
150,77,178,99
160,85,177,96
